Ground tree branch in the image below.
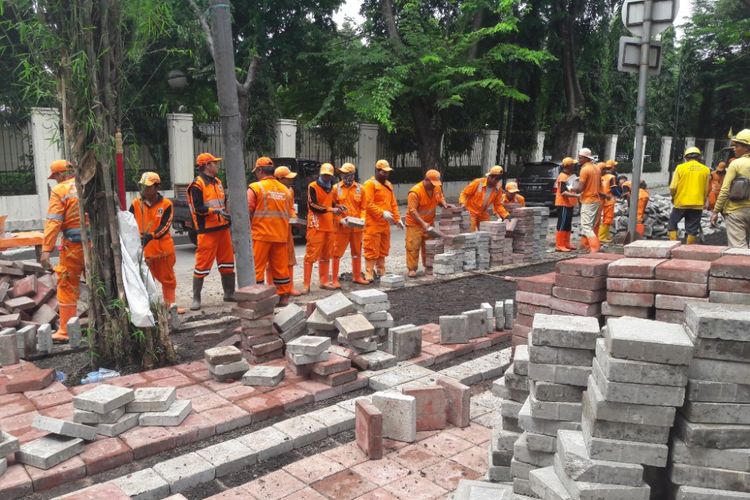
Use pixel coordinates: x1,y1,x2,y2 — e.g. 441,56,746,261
381,0,404,48
467,9,484,60
240,55,260,93
188,0,215,59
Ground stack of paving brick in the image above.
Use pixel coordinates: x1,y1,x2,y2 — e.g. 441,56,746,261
509,314,599,498
273,303,306,342
232,284,280,363
476,230,491,270
0,260,61,338
205,345,250,381
335,313,379,354
670,301,750,498
514,272,555,329
285,335,334,381
437,206,463,235
528,316,693,499
604,256,664,321
551,257,609,320
510,207,548,263
379,274,405,290
709,251,750,306
461,232,478,271
349,289,393,341
480,220,512,266
424,238,444,275
432,251,461,277
653,257,710,323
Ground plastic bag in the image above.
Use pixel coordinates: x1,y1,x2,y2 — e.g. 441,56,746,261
118,210,156,328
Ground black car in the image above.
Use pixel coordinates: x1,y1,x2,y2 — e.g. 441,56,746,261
171,157,322,245
515,160,580,212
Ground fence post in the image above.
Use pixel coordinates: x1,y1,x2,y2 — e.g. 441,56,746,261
275,119,297,158
531,131,545,163
30,107,63,216
660,136,672,174
167,113,195,188
604,134,618,161
357,123,379,182
703,138,716,167
481,129,500,168
574,132,585,155
685,136,695,149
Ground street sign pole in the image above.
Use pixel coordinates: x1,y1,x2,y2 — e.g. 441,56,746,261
627,0,654,242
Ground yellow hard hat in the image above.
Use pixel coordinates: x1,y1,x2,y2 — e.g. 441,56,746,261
48,159,71,179
339,162,356,174
138,172,161,186
425,169,442,186
684,146,702,157
375,159,393,172
505,181,520,193
561,157,576,167
274,166,297,179
320,163,335,176
486,165,504,177
732,129,750,147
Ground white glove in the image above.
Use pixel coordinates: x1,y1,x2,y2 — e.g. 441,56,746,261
426,226,442,238
340,217,350,228
383,211,394,222
397,220,405,230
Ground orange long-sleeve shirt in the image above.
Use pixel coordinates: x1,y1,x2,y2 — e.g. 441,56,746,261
459,178,509,220
334,182,367,233
43,178,82,252
129,195,175,260
363,177,400,230
405,181,444,228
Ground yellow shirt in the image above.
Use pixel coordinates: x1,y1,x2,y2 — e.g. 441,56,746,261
715,154,750,214
670,159,710,209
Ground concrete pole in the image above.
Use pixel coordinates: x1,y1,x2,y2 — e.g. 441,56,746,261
574,133,585,156
531,132,545,163
357,124,379,182
482,130,500,169
166,113,195,189
604,134,618,161
685,137,696,149
660,136,673,173
275,119,297,158
704,139,716,168
209,0,254,287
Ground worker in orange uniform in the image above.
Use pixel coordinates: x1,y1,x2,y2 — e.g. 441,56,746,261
247,157,292,304
501,182,526,207
554,157,580,252
187,153,235,310
707,161,728,211
622,180,651,237
303,163,344,293
267,166,302,296
459,165,511,231
363,160,403,282
332,163,369,287
129,172,177,306
405,169,452,277
40,160,84,343
598,160,617,243
574,148,602,253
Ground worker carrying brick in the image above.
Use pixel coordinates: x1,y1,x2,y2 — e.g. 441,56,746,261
363,160,403,282
187,152,235,310
573,148,602,253
405,169,452,277
247,157,292,304
554,157,580,252
711,129,750,248
332,162,368,287
129,172,176,306
668,146,711,244
302,163,344,293
268,166,302,296
459,165,511,231
598,160,618,243
707,160,729,211
40,160,84,343
501,181,526,207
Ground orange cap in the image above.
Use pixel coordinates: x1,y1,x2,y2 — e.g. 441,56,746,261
606,159,618,168
253,156,274,172
375,159,393,172
622,180,632,189
425,169,442,186
138,172,161,186
716,161,727,171
486,165,504,177
339,163,356,174
196,152,222,167
320,163,335,176
48,159,71,179
597,162,608,171
274,166,297,179
505,181,520,193
561,157,576,167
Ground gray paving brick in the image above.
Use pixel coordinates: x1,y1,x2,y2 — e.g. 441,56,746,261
581,414,668,467
592,358,686,407
17,435,84,469
207,359,250,380
95,412,140,437
681,401,750,424
501,398,523,419
514,345,529,375
0,430,20,456
355,301,391,313
687,331,750,363
687,379,750,403
387,324,421,361
553,455,650,500
453,479,513,499
689,357,750,385
307,404,355,435
316,292,355,320
529,465,572,500
272,415,328,449
583,376,676,427
126,387,176,413
237,426,293,460
334,315,375,340
672,437,750,472
358,350,397,371
73,384,134,413
526,431,556,453
273,303,305,332
504,364,530,392
348,289,388,304
463,309,488,339
492,377,528,403
242,365,285,386
530,314,600,350
685,301,750,341
556,430,644,486
152,452,215,493
195,439,257,476
530,380,583,403
518,398,581,437
33,415,97,441
595,338,688,387
528,393,582,422
528,362,591,387
513,433,554,467
203,345,242,365
287,351,329,365
510,458,535,480
306,308,337,331
675,414,750,449
581,399,669,444
286,335,331,355
112,468,170,500
604,317,693,365
529,343,593,367
439,314,468,344
139,400,192,426
73,406,126,425
674,485,750,500
670,462,750,493
372,391,417,443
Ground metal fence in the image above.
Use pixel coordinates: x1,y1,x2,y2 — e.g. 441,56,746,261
297,127,357,165
193,122,259,176
0,123,35,195
123,144,172,191
376,128,485,171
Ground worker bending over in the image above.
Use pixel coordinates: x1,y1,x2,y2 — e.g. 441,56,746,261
501,182,526,207
405,169,451,277
332,163,368,286
668,147,711,243
459,165,511,231
707,160,729,211
363,160,402,282
554,157,579,252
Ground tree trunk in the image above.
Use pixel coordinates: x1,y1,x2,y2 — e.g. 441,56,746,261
411,100,445,171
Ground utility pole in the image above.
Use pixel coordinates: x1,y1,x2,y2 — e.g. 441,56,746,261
209,0,255,286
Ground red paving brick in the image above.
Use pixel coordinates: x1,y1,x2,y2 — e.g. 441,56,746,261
381,474,448,499
450,445,488,474
420,324,441,344
106,373,148,388
436,378,470,428
149,374,195,388
120,425,176,459
236,394,285,421
283,454,346,484
350,458,410,486
391,443,443,472
5,367,55,393
0,395,35,419
40,402,74,420
0,464,32,499
216,384,258,403
516,272,556,294
354,488,400,499
206,486,258,499
245,469,307,500
282,486,328,499
402,386,446,432
199,404,252,433
79,437,133,475
420,458,482,491
0,410,39,437
141,366,182,381
417,432,474,458
311,469,378,500
189,392,231,413
177,383,213,399
355,400,383,460
26,455,86,491
26,389,73,410
175,360,207,374
269,385,314,411
55,482,131,499
322,441,369,468
169,412,216,447
444,423,492,445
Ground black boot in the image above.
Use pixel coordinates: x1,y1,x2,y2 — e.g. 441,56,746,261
190,277,204,311
221,273,236,302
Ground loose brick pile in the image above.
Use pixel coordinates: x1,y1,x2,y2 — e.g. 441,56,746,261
510,207,549,263
232,285,283,363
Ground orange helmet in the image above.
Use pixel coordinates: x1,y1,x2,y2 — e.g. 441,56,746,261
274,166,297,179
196,152,222,167
48,159,71,179
505,181,520,193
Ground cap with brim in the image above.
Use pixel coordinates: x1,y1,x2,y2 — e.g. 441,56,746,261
339,163,356,174
578,148,593,160
561,157,576,167
375,159,393,172
425,169,442,186
48,159,71,179
253,156,274,172
196,152,222,166
505,181,520,193
274,166,297,179
139,172,161,186
684,147,702,157
486,165,504,177
320,163,335,176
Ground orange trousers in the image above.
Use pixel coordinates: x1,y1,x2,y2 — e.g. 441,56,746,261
469,214,489,232
405,226,429,271
253,240,291,295
193,228,234,278
601,201,615,225
304,228,334,263
55,241,85,306
363,227,391,260
333,230,363,260
147,253,177,304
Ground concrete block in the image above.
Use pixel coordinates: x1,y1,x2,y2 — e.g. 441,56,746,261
387,324,422,361
672,437,750,472
511,458,535,481
207,359,250,381
670,463,750,493
139,399,192,426
583,375,676,427
74,384,134,414
33,415,97,441
595,338,687,387
17,435,84,469
372,391,417,442
676,414,750,449
487,464,512,482
591,358,685,407
604,317,694,365
112,468,170,500
504,300,514,330
504,364,530,392
242,365,285,387
674,485,750,500
439,314,469,344
334,314,374,340
528,466,572,500
287,351,329,365
36,323,52,352
518,398,581,437
530,380,583,403
316,292,355,320
204,345,242,365
463,309,488,339
357,350,397,371
526,431,557,453
685,301,750,341
195,439,257,477
286,335,331,355
348,289,388,304
553,455,650,500
152,452,215,493
272,414,327,448
501,398,523,419
67,316,81,348
355,301,391,313
513,433,554,467
73,406,126,425
307,404,355,435
273,303,305,332
0,330,18,365
687,379,750,403
355,400,383,459
437,377,471,427
528,362,591,387
126,387,176,413
529,343,593,367
0,430,20,456
95,412,139,437
306,308,337,331
689,357,750,385
682,401,750,424
581,415,668,467
513,477,536,497
528,392,582,422
530,314,600,350
236,427,293,461
514,344,529,375
581,400,669,443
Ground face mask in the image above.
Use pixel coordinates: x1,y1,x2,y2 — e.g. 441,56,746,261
318,176,332,189
343,175,355,186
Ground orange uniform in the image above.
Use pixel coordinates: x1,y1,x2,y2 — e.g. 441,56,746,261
555,172,578,208
305,180,337,262
333,181,366,259
501,193,526,207
286,187,297,266
405,182,444,272
577,161,602,250
43,177,85,336
130,195,176,304
188,173,235,279
599,173,616,225
460,178,510,230
708,169,725,210
247,177,292,295
363,177,400,275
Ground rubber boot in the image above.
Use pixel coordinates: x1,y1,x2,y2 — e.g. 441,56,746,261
301,262,313,294
352,258,368,285
588,235,601,253
278,294,290,306
599,224,612,243
221,273,236,302
579,236,590,250
636,223,645,238
668,230,679,241
564,231,576,250
555,231,571,252
289,266,302,296
319,260,336,290
364,259,376,282
331,258,342,289
376,257,386,277
686,234,699,244
190,277,204,311
52,304,77,343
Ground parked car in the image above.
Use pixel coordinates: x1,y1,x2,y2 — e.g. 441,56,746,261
171,157,322,245
514,160,580,213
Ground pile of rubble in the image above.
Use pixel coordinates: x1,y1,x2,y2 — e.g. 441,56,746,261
613,194,725,240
